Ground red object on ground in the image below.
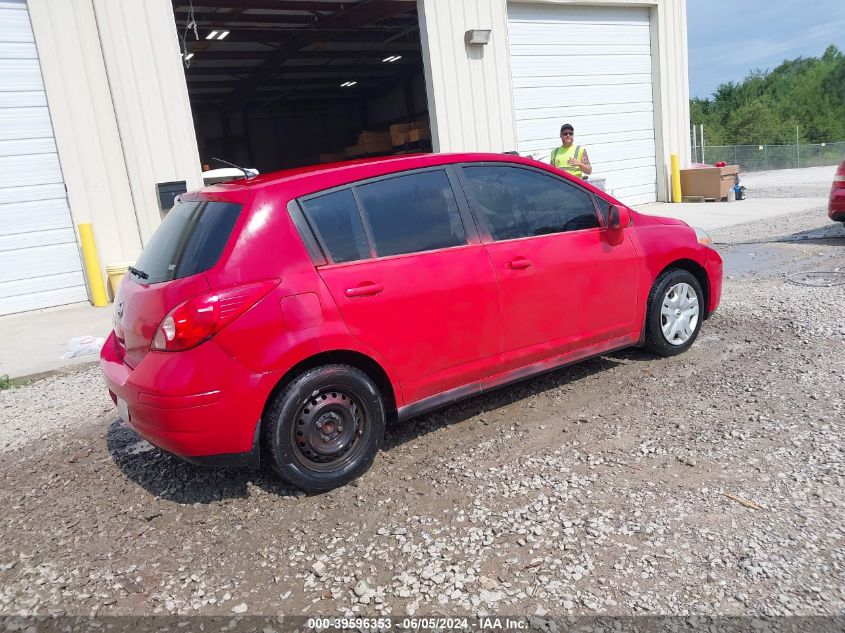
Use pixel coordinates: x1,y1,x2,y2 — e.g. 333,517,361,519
100,152,723,485
829,159,845,223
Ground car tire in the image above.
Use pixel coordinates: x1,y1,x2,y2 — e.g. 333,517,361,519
264,364,386,491
643,269,704,357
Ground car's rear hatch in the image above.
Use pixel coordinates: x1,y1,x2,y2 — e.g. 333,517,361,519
115,199,243,368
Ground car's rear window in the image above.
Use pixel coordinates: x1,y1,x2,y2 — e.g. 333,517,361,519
132,200,242,283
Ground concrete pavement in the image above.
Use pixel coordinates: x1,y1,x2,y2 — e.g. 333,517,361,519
0,302,113,380
635,165,834,231
635,196,828,232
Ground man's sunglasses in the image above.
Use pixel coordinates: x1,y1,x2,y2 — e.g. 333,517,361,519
561,132,574,136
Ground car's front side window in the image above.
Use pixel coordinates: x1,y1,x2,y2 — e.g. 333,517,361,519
462,165,600,241
355,170,466,257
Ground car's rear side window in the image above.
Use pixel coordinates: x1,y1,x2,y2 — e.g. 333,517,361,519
462,165,599,240
301,189,370,263
355,170,466,257
133,200,241,283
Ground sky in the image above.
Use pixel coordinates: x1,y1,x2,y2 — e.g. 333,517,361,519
687,0,845,99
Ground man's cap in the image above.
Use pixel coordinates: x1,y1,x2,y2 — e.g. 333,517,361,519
560,123,574,133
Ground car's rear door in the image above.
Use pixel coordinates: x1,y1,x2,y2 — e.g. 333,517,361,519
458,163,640,371
300,167,501,405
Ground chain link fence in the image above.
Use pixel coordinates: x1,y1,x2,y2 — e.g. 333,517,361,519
691,141,845,172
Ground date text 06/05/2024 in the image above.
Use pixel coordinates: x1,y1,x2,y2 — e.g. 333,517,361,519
305,616,528,630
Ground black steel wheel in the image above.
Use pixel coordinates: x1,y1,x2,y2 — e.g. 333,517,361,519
264,364,385,491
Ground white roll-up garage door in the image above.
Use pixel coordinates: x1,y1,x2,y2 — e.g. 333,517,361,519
0,0,87,316
507,3,657,205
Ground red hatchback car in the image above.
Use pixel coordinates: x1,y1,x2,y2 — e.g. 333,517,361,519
830,159,845,223
101,153,722,491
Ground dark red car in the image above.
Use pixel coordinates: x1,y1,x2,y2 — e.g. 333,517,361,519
100,153,722,491
830,159,845,223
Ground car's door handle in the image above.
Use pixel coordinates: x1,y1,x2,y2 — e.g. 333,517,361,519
508,258,532,270
345,282,384,297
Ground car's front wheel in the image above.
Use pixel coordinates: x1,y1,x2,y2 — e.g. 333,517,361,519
264,364,386,491
643,269,704,357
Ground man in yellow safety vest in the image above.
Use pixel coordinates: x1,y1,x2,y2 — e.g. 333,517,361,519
550,123,592,179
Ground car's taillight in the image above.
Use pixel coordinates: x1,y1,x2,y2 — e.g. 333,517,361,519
151,280,277,352
834,164,845,188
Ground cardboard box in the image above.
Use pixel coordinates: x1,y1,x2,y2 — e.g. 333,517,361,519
392,130,412,146
390,123,412,145
357,131,391,146
409,127,431,142
679,165,739,200
360,141,392,154
319,152,346,163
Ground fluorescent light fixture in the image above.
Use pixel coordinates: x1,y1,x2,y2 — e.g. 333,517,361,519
382,55,402,63
183,53,194,61
217,31,230,40
206,30,219,40
340,81,358,88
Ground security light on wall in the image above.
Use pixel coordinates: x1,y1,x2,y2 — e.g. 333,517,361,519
465,29,491,46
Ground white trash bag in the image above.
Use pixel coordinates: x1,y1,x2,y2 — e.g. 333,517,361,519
61,335,106,359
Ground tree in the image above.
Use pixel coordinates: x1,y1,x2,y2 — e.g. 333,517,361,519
691,45,845,144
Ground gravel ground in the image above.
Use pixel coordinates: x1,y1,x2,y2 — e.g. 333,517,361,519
0,181,843,621
740,165,837,199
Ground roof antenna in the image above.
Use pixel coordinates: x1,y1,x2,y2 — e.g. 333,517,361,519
210,157,257,180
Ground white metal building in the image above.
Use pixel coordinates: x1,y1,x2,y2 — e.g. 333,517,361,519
1,0,690,315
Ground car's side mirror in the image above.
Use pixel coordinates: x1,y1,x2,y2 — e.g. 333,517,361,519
607,204,630,230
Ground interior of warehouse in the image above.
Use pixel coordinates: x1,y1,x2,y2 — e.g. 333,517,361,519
171,0,431,175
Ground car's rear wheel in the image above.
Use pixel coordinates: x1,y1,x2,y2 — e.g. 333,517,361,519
264,365,385,491
643,269,704,357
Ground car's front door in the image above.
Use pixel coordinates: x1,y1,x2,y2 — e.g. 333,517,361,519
301,168,501,405
458,164,640,371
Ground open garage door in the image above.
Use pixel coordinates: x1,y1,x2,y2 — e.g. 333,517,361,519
507,3,658,205
172,0,430,177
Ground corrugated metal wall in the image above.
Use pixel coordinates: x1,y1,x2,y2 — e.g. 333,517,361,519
419,0,691,202
92,0,203,245
418,0,518,153
650,0,691,200
26,0,141,289
27,0,202,289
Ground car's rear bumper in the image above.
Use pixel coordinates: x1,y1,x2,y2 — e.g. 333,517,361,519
829,188,845,221
705,248,723,317
100,331,264,467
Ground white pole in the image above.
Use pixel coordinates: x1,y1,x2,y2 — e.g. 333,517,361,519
796,125,800,168
692,124,697,162
701,124,705,164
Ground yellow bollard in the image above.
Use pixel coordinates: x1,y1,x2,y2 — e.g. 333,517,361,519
670,154,682,203
77,223,109,307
